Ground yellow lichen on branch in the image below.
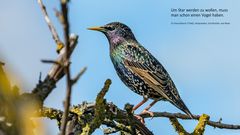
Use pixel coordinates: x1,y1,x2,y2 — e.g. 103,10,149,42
41,107,62,120
170,117,190,135
170,114,210,135
192,114,210,135
81,79,112,135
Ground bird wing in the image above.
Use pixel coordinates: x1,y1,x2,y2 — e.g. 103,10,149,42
124,60,173,101
123,44,180,102
121,43,193,118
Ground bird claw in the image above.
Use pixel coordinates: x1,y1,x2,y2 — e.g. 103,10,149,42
134,115,145,124
140,109,154,119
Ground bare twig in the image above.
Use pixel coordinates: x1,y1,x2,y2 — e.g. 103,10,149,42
60,1,72,135
140,112,240,129
71,67,87,85
41,59,63,66
32,35,78,101
38,72,42,83
48,34,78,82
54,8,64,25
61,66,72,135
61,0,70,54
37,0,63,46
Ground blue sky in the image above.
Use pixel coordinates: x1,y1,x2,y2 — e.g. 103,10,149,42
1,0,240,134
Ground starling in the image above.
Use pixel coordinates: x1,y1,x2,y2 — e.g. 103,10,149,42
88,22,193,118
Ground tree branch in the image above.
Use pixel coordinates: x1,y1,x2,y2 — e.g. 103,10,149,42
140,112,240,130
81,79,111,135
32,34,78,102
71,67,87,85
37,0,64,53
170,114,209,135
39,79,153,135
102,120,132,134
192,114,209,135
59,0,73,134
170,117,189,135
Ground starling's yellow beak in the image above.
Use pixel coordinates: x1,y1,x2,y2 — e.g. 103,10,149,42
87,26,105,31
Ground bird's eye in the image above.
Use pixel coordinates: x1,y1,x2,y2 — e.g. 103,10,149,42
105,26,115,31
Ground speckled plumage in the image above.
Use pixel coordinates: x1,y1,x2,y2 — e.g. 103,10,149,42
89,22,193,117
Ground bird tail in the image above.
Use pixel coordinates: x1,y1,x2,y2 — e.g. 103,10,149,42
172,99,194,119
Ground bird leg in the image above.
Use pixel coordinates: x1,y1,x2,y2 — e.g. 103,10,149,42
132,98,148,112
132,98,148,123
140,100,158,118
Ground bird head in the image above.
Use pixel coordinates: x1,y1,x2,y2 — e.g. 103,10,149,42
88,22,136,45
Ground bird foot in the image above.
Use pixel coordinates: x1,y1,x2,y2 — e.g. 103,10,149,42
140,109,154,118
134,115,145,124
